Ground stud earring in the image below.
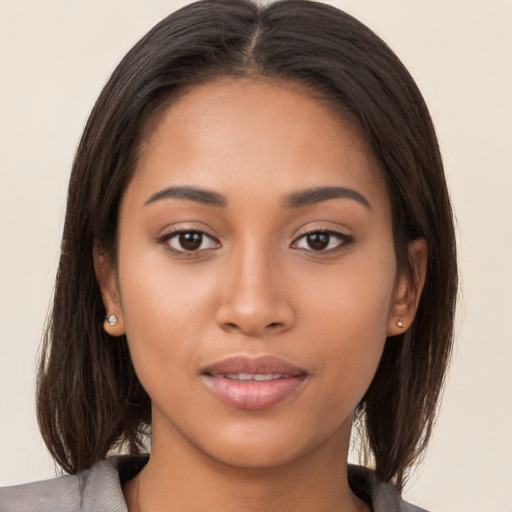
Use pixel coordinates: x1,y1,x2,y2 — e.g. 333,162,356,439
105,314,118,327
396,317,406,329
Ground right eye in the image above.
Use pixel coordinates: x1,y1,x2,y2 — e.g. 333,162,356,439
291,230,353,253
163,230,220,253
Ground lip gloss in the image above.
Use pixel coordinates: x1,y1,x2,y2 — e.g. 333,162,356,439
203,374,305,410
201,355,307,410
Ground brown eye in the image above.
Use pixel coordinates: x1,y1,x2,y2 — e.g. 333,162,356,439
293,231,352,253
166,231,219,252
306,233,330,250
179,232,202,251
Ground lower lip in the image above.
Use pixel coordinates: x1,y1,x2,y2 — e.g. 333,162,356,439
202,375,305,410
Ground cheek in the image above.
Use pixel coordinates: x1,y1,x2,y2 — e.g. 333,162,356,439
115,245,220,391
297,257,395,399
299,253,395,337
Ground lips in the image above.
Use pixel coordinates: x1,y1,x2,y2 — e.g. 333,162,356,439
201,355,307,410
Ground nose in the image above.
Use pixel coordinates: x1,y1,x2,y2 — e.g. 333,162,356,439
215,246,295,337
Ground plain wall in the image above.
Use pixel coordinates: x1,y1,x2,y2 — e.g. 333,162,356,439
1,1,511,511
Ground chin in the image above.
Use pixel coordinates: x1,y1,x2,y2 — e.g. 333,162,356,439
202,440,307,471
183,415,348,472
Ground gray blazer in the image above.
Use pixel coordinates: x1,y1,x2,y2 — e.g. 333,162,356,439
0,455,428,511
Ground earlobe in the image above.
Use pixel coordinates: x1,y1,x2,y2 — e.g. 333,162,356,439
103,313,125,337
93,240,125,337
387,238,428,336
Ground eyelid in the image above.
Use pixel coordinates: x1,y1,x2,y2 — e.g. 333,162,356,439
291,229,354,253
159,227,221,254
156,224,352,256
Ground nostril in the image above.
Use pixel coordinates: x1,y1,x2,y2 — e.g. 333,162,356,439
221,321,283,333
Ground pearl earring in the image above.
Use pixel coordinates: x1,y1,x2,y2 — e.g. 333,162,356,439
105,315,118,327
396,318,406,328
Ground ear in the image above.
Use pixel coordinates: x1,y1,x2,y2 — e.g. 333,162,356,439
387,238,428,336
93,240,125,337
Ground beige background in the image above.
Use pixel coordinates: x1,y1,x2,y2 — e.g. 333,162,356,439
1,1,511,511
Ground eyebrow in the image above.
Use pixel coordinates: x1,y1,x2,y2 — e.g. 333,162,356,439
144,185,371,210
145,186,227,207
283,186,371,210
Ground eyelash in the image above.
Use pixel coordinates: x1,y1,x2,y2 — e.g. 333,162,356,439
291,230,354,254
159,229,353,255
159,229,220,255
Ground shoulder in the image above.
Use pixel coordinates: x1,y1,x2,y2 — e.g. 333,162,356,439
348,465,429,512
0,472,80,512
0,455,147,512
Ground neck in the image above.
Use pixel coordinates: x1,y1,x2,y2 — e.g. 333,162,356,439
124,421,369,512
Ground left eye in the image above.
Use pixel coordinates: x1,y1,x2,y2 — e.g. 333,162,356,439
165,231,220,252
292,231,350,252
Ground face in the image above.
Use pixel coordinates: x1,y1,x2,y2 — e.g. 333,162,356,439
97,78,419,470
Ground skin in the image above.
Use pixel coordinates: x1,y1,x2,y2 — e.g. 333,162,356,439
95,78,427,512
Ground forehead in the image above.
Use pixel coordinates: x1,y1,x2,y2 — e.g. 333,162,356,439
128,78,389,212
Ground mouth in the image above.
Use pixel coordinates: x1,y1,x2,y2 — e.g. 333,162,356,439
216,373,291,381
201,355,308,410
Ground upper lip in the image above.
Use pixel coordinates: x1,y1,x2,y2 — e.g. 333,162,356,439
202,355,307,377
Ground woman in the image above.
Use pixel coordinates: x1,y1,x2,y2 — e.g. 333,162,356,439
0,0,457,510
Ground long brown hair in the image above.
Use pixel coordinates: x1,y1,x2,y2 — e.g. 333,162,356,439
37,0,457,491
